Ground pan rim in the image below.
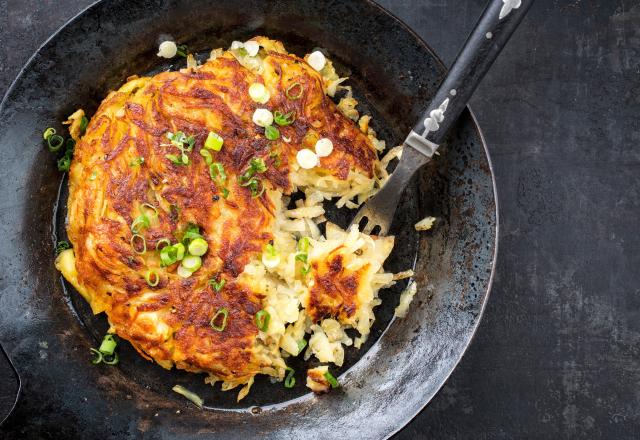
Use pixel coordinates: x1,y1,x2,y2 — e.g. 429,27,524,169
0,0,499,436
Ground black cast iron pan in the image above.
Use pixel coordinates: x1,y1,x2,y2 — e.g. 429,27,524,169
0,0,498,438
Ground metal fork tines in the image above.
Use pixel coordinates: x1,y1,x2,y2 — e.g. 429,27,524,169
350,145,430,236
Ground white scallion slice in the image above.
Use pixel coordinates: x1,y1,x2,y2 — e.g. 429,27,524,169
157,41,177,58
188,238,208,256
296,149,319,169
181,255,202,272
248,83,270,104
307,51,326,71
314,138,334,157
244,40,260,57
252,108,274,127
177,264,194,278
262,244,281,269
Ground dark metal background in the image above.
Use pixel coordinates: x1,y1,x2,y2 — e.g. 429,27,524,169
0,0,496,438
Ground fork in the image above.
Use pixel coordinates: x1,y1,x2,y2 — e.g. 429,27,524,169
351,0,534,235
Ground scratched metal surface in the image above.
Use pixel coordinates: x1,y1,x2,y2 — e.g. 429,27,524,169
0,0,639,438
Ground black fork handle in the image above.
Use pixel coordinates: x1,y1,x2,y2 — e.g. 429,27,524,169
405,0,535,157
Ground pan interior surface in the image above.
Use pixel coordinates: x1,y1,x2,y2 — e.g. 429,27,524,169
0,1,496,438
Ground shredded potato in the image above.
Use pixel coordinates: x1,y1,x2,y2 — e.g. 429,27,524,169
58,36,411,400
415,216,437,231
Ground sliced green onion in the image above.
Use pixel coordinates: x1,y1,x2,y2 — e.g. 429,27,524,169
209,278,226,292
91,333,119,365
56,138,75,172
270,150,282,168
166,153,186,165
274,111,295,126
324,371,339,388
172,385,203,408
47,134,64,152
57,155,72,172
174,242,186,260
130,234,147,254
300,264,312,275
102,353,119,365
285,82,304,100
160,242,186,266
181,255,202,272
240,178,265,198
129,156,144,167
145,270,160,287
160,245,177,266
176,44,189,58
297,237,310,252
90,348,103,365
297,339,308,354
200,149,213,165
79,116,89,135
156,238,171,251
264,125,280,141
99,334,117,355
181,224,203,244
204,131,224,151
221,188,229,199
55,240,71,255
296,242,311,275
43,127,56,140
262,244,280,269
177,264,194,278
188,237,208,256
250,157,267,173
209,162,226,183
248,83,270,104
131,214,150,233
284,367,296,388
210,307,229,331
255,309,270,332
140,203,159,219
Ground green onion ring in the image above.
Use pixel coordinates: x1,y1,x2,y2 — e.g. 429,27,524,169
79,116,89,135
285,82,304,100
297,339,308,354
99,334,117,355
156,238,171,251
47,134,64,152
131,214,150,233
43,127,56,140
102,352,119,365
209,278,226,292
210,307,229,331
324,371,339,388
90,348,103,365
140,203,159,219
284,367,296,388
130,234,147,254
145,270,160,287
255,309,270,332
172,385,204,408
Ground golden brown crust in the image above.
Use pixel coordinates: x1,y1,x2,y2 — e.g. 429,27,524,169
65,38,380,384
308,250,369,323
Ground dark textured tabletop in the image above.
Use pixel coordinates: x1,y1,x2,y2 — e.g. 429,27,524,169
1,0,639,438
